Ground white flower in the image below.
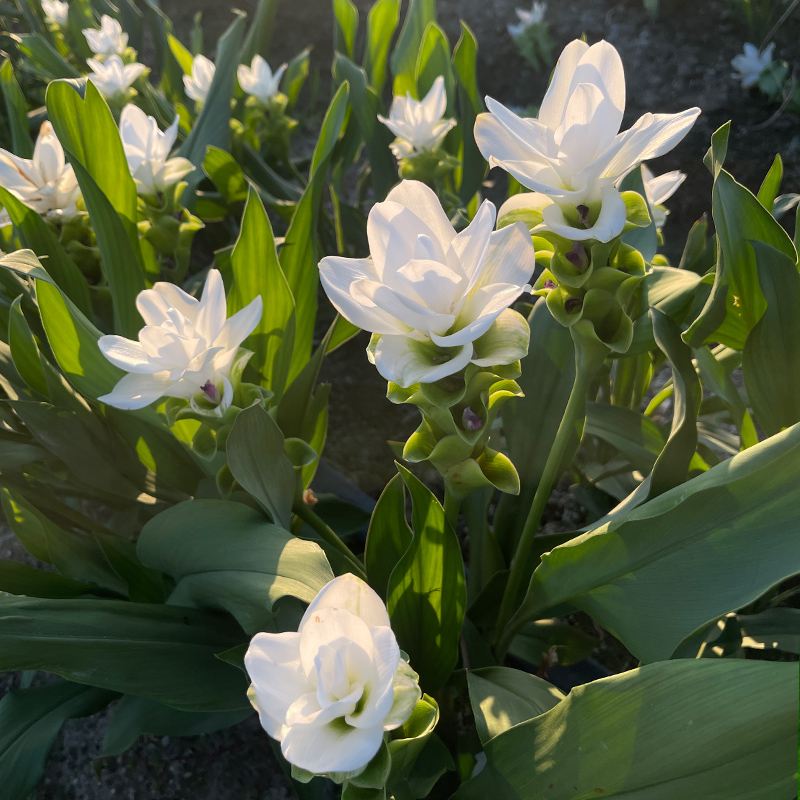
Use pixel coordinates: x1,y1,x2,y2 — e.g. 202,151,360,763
237,55,287,105
0,122,80,221
87,55,146,99
42,0,69,26
119,106,194,197
731,42,775,89
83,15,128,56
378,76,457,160
245,574,422,777
508,1,547,38
97,270,262,412
476,39,700,243
319,180,535,388
183,55,216,105
640,164,685,228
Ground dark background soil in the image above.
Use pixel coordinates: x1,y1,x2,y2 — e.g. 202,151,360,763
6,0,800,796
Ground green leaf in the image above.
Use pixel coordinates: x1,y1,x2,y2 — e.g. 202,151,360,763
0,595,249,711
241,0,280,63
0,196,93,317
0,681,115,800
0,560,93,599
364,473,413,600
333,0,359,58
1,60,33,158
390,0,436,96
15,33,80,80
8,295,48,396
387,465,466,693
509,420,800,663
229,188,296,395
226,403,296,529
452,22,484,204
387,695,443,788
415,23,454,115
757,153,783,212
333,54,396,201
138,499,333,634
742,241,800,436
585,402,666,473
468,667,563,745
280,82,349,381
178,13,247,201
457,660,798,799
364,0,400,93
619,166,657,261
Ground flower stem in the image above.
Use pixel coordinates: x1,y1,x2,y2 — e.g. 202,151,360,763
494,346,599,659
444,489,461,531
293,502,367,580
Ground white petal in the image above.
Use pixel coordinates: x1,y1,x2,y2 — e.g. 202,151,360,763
98,372,174,410
645,169,686,206
299,606,374,676
371,335,474,387
539,184,627,243
97,335,155,373
383,659,421,730
217,295,263,352
382,181,456,252
195,269,227,342
346,626,400,729
537,39,591,129
301,574,391,630
423,75,447,123
447,199,496,289
474,221,536,293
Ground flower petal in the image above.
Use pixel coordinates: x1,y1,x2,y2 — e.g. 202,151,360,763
471,308,531,366
98,335,153,372
539,184,627,243
370,335,473,387
98,372,174,410
301,574,391,630
382,180,456,252
537,39,590,129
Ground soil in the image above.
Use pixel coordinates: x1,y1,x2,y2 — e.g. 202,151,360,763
4,0,800,796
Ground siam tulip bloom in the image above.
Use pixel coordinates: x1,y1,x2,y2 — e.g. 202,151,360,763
640,164,685,229
476,39,700,243
508,1,547,38
378,76,457,160
184,55,216,105
119,106,194,197
245,574,422,777
87,55,146,100
237,55,287,105
83,15,128,56
319,180,535,388
0,122,80,220
731,42,775,89
97,269,262,412
42,0,69,26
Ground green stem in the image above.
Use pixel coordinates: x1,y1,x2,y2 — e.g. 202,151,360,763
493,356,596,659
443,489,461,531
293,502,367,580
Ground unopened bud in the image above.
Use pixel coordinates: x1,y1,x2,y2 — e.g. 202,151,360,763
462,407,483,432
564,297,583,314
543,279,556,289
201,380,221,404
576,205,591,228
565,242,589,272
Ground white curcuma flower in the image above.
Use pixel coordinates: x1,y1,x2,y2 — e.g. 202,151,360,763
640,164,685,229
119,105,194,197
319,180,535,388
237,55,287,105
184,55,216,105
0,122,80,221
378,76,457,160
245,574,422,777
97,269,262,412
42,0,69,26
83,15,128,56
731,42,775,89
508,1,547,38
476,39,700,243
87,55,146,100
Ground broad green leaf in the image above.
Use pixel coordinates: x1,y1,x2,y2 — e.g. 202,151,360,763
387,465,466,693
241,0,280,62
178,13,246,200
226,402,296,529
364,0,400,93
585,402,666,473
137,499,333,634
0,194,93,316
15,33,81,80
283,46,312,110
0,595,249,711
333,54,396,200
415,23,454,115
757,153,782,212
102,694,251,758
509,618,598,669
742,241,800,435
0,681,115,800
280,82,349,380
203,145,249,204
0,560,93,599
456,660,798,800
0,60,33,158
364,473,413,599
452,22,484,204
495,301,576,559
509,420,800,663
390,0,436,96
333,0,359,59
229,188,295,395
467,667,563,745
8,296,48,396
